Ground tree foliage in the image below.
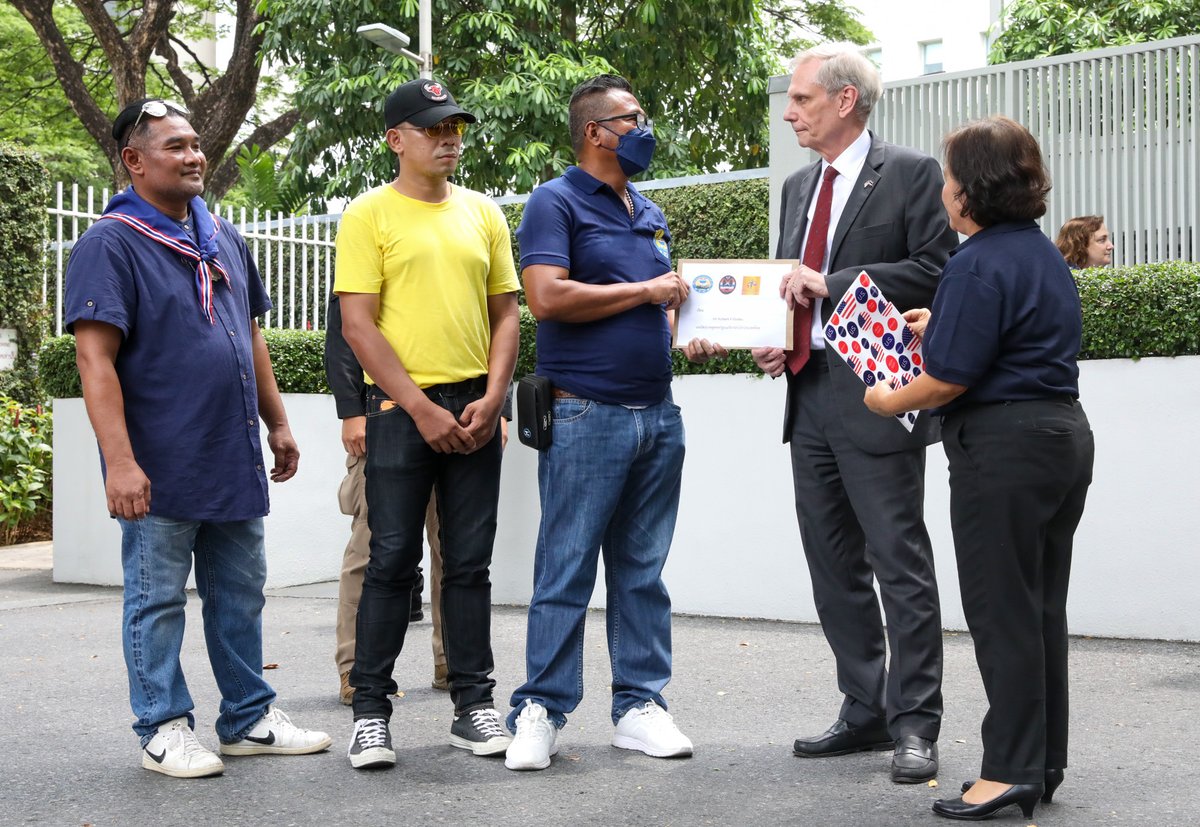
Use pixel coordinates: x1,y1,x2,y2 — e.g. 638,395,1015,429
990,0,1200,63
262,0,870,203
0,5,109,187
5,0,299,199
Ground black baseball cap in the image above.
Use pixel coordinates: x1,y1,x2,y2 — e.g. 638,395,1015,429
384,79,476,130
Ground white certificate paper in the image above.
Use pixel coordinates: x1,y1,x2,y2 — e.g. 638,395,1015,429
672,259,796,349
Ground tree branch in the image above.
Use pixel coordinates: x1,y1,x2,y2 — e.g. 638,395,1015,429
166,33,213,89
205,108,302,201
14,0,117,161
155,33,196,101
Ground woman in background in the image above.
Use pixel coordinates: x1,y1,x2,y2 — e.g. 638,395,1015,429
1056,214,1114,268
864,116,1095,822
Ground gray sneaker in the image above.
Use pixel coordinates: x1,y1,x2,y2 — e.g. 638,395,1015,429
449,707,513,756
348,717,395,769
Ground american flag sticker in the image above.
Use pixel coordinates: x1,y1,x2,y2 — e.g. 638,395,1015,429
823,270,923,432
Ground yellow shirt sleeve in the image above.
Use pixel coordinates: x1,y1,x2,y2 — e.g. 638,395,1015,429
484,202,520,296
333,207,383,295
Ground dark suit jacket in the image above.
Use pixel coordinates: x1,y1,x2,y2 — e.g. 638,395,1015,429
777,131,958,454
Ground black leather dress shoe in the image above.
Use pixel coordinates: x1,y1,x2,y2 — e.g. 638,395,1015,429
891,734,938,783
932,783,1043,821
793,719,892,757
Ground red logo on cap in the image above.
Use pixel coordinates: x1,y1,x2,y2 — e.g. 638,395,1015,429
423,82,448,101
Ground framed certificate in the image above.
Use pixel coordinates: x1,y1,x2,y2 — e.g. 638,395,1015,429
672,259,797,349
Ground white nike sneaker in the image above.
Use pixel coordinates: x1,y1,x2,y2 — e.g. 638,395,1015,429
142,717,225,778
612,701,693,758
218,707,332,756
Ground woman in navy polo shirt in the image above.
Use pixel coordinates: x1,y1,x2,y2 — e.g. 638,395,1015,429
863,116,1094,822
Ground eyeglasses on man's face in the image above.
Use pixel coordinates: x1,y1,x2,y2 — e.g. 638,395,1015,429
595,112,651,130
400,119,469,139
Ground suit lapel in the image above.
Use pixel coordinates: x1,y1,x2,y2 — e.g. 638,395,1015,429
784,161,822,259
829,133,885,266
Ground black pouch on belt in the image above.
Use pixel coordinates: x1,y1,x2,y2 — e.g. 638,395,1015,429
516,374,553,450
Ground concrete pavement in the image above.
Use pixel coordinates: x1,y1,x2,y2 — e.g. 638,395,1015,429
1,547,1197,826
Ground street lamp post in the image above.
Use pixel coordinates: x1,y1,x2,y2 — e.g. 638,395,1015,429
356,0,433,79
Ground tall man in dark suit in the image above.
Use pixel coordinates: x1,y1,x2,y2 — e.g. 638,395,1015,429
759,43,958,783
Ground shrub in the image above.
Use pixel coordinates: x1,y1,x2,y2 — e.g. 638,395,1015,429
0,144,51,404
261,327,329,394
1076,262,1200,359
0,396,52,544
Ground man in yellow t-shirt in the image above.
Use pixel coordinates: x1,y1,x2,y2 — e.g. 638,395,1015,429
335,78,520,770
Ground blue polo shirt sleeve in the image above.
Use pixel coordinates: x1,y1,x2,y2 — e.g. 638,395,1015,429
64,229,136,337
516,188,572,270
922,267,1003,387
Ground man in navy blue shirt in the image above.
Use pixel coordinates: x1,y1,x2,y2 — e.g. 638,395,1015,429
66,99,330,778
504,75,694,771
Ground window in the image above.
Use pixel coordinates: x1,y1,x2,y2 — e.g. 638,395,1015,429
921,40,943,75
864,48,883,71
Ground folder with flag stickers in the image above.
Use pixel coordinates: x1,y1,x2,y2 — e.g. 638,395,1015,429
823,271,925,432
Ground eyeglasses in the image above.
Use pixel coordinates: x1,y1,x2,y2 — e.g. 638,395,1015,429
595,112,651,130
132,99,190,132
121,100,190,148
399,119,469,139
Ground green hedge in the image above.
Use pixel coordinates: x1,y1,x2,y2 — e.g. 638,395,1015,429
0,143,51,404
1077,261,1200,359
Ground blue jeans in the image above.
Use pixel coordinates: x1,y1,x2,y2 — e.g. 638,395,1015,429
509,396,685,729
351,381,502,719
118,515,275,746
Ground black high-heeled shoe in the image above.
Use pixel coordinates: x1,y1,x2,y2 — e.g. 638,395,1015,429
1042,768,1064,803
961,769,1064,803
932,783,1044,821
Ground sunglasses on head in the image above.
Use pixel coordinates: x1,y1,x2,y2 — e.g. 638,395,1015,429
123,99,190,145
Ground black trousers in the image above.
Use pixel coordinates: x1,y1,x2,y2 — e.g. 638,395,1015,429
351,380,502,720
943,397,1093,783
788,359,943,740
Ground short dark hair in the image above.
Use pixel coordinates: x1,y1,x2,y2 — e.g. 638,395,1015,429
1056,215,1105,268
942,116,1051,228
568,74,633,156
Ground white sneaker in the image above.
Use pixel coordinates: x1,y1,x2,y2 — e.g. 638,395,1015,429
142,717,225,778
612,701,693,758
219,707,332,756
504,700,559,771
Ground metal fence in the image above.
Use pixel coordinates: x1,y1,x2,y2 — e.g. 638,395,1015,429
45,168,769,335
770,34,1200,266
46,183,338,336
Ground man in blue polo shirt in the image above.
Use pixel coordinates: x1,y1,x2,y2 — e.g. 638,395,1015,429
66,99,330,778
504,74,693,771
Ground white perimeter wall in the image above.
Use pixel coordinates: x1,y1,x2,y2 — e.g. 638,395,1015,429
54,356,1200,641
